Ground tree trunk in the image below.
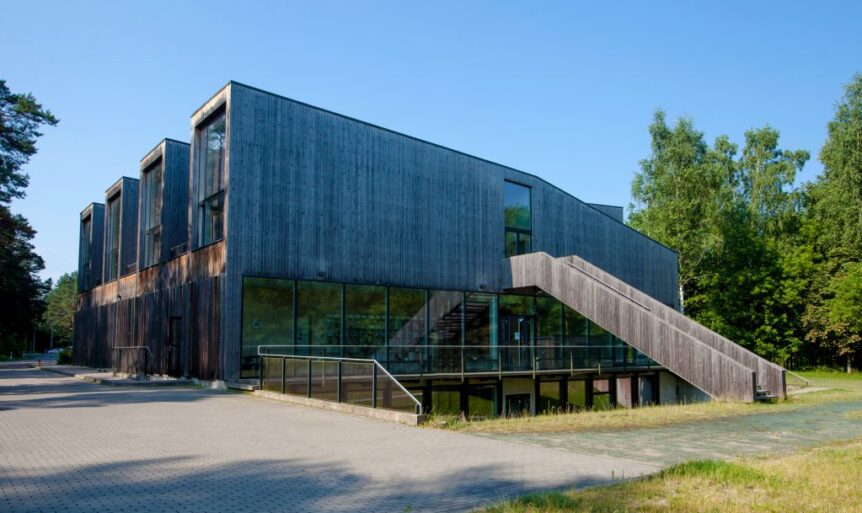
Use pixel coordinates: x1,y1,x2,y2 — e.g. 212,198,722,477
847,354,853,374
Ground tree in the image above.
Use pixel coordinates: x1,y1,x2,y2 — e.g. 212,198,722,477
802,73,862,372
0,80,57,356
629,111,809,364
42,272,77,346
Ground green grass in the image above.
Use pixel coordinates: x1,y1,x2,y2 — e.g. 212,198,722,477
478,439,862,513
430,369,862,434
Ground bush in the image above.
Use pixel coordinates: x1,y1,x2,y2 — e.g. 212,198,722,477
57,347,73,365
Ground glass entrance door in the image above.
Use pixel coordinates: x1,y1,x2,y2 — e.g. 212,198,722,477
502,315,533,371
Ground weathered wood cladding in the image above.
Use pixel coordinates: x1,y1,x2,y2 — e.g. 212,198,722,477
507,253,761,401
77,203,104,292
138,139,191,268
218,82,680,381
74,240,225,380
102,177,140,282
560,255,786,398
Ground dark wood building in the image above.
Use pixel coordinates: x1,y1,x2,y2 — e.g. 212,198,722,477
73,81,784,415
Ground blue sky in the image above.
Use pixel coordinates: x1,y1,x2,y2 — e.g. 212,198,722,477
3,1,861,281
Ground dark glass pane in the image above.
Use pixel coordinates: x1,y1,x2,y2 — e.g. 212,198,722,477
241,278,294,378
517,232,531,254
387,287,426,374
592,393,612,410
535,296,562,370
196,111,226,246
141,162,162,268
504,181,531,230
106,195,121,281
202,112,226,199
567,380,586,411
427,290,463,373
344,284,386,359
538,381,562,413
432,390,461,416
467,385,496,418
499,294,533,317
505,230,518,257
589,321,613,366
296,281,342,356
464,293,497,372
563,306,588,366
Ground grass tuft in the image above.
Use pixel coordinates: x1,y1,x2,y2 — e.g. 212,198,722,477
478,439,862,513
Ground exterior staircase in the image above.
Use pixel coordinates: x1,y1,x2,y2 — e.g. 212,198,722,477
505,252,786,402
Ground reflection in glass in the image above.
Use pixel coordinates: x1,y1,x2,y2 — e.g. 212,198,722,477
241,278,294,377
140,161,163,268
105,194,121,281
296,281,342,356
196,111,226,246
344,284,386,359
387,287,426,373
428,290,463,373
464,293,497,371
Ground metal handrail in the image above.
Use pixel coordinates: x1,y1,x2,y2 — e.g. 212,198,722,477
257,347,423,415
785,369,810,388
112,345,153,376
563,261,652,311
112,345,153,357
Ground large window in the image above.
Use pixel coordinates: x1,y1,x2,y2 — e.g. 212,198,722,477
241,278,294,377
296,281,342,356
344,284,386,358
79,215,92,283
387,287,426,373
196,110,226,247
140,160,163,268
104,194,121,282
504,181,532,256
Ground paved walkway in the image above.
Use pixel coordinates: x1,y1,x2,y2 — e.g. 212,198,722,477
0,363,656,513
480,399,862,465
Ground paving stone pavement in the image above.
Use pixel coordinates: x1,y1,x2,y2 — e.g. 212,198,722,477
0,363,658,513
480,399,862,465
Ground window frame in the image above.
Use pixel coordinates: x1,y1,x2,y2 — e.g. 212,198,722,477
194,107,227,248
140,158,163,268
503,180,533,257
104,192,121,282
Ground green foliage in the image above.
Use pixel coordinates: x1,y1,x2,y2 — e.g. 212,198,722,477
0,80,56,356
630,112,808,363
42,272,77,344
0,79,58,203
57,347,73,364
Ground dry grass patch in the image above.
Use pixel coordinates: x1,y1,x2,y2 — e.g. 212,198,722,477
479,439,862,513
433,371,862,434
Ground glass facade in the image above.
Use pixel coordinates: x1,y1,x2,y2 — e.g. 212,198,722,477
240,277,656,378
296,281,341,357
140,160,163,268
196,110,226,247
504,181,532,256
344,284,386,359
241,278,294,377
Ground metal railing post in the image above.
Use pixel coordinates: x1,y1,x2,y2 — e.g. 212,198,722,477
259,355,264,391
336,360,342,403
371,364,378,408
307,358,312,398
281,357,286,394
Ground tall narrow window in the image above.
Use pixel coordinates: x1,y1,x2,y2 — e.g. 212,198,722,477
196,110,226,246
80,215,92,281
140,160,163,267
504,181,532,256
105,194,121,281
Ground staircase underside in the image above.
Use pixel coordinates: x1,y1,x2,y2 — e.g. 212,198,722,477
505,252,786,402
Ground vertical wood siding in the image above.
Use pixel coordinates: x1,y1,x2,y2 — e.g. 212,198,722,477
219,82,680,381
